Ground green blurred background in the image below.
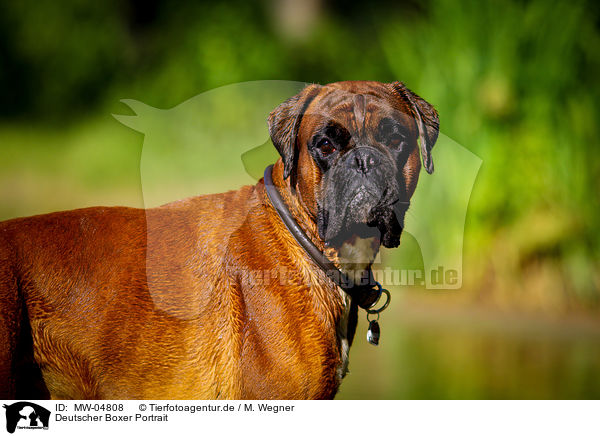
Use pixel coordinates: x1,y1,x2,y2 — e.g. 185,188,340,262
1,0,599,399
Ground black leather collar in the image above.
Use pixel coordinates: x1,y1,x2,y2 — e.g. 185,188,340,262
263,164,384,310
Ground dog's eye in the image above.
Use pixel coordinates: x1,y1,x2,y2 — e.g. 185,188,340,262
389,134,405,150
377,118,408,150
317,139,336,156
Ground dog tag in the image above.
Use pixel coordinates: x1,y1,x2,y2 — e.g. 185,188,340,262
366,320,380,346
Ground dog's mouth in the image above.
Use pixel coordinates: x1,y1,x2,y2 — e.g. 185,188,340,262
318,182,406,249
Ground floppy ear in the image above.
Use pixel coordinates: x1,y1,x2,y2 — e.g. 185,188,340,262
391,82,439,174
268,84,322,179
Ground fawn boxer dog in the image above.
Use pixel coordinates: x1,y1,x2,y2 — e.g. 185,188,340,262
0,81,438,399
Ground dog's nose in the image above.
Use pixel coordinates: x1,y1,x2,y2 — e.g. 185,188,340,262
351,148,379,175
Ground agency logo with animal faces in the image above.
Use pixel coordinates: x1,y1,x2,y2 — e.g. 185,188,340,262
2,402,50,434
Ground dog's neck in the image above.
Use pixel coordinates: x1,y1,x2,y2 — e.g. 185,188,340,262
270,161,379,285
335,235,380,288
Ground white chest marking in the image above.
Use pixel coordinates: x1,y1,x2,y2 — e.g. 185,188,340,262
334,235,379,382
336,292,352,382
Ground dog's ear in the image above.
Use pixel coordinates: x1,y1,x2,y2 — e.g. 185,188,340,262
390,82,439,174
268,84,322,179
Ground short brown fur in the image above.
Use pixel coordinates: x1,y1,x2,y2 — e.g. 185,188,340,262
0,81,437,399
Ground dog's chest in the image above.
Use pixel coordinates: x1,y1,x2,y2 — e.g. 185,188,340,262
335,292,353,383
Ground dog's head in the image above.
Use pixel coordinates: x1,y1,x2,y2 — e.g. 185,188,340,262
268,81,439,249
